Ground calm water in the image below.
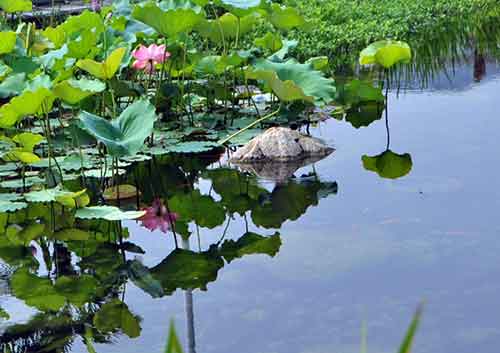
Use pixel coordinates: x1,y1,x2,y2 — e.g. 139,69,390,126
1,57,500,352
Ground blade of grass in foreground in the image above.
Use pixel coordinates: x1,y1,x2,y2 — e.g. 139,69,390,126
397,303,424,353
164,320,184,353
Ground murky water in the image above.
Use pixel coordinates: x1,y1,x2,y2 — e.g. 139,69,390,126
1,51,500,353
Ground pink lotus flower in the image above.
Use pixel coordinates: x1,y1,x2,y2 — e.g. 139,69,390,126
139,198,178,233
132,44,170,73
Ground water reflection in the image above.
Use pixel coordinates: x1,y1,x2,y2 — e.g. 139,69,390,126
0,156,337,352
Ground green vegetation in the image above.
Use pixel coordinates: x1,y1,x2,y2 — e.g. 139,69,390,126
283,0,500,69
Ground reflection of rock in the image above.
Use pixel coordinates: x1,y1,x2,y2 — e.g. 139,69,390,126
235,155,331,181
230,127,334,163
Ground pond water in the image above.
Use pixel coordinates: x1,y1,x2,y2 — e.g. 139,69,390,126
1,49,500,353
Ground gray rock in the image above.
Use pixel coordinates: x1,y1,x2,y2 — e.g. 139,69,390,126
229,127,334,181
230,127,334,163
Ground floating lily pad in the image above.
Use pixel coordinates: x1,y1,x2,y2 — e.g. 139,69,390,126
75,206,145,221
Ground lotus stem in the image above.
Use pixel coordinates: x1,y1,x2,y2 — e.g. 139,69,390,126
218,106,281,145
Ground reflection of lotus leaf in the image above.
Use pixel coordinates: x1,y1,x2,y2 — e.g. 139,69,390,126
219,232,282,263
251,180,337,228
362,150,413,179
150,249,224,295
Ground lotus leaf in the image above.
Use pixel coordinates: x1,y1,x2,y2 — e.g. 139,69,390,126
362,150,413,179
78,99,157,157
359,40,412,68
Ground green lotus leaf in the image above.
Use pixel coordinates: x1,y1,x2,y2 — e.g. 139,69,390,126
132,2,203,37
0,87,55,128
0,73,26,98
269,4,306,31
11,269,65,312
24,187,59,203
196,12,259,43
0,0,32,13
43,10,104,48
78,99,157,157
0,200,28,212
75,206,146,221
0,31,16,55
1,176,44,188
52,228,90,241
254,32,283,52
306,56,329,72
93,299,141,338
247,59,335,105
77,47,127,80
0,61,12,81
359,40,412,69
67,29,99,59
219,232,282,263
54,275,97,307
12,132,44,152
6,223,45,245
55,189,90,209
362,149,413,179
53,78,106,104
151,249,224,295
2,149,41,164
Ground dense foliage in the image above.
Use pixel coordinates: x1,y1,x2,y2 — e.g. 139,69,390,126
282,0,500,69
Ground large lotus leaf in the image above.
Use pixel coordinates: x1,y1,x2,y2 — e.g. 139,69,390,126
67,29,99,59
6,223,45,245
44,10,104,48
0,73,26,98
25,187,89,208
359,40,412,69
54,275,97,307
52,228,90,241
159,0,206,11
76,47,126,80
254,32,283,52
2,149,40,164
132,2,203,37
11,269,66,312
0,31,16,55
345,102,384,128
93,299,141,338
150,249,224,295
12,132,44,152
196,12,259,42
269,4,305,31
78,99,157,157
0,200,28,212
248,59,335,105
168,190,225,229
219,232,282,263
0,87,55,127
362,150,413,179
215,0,261,17
305,56,329,72
55,189,90,208
53,78,106,104
75,206,145,221
0,0,32,12
0,61,12,81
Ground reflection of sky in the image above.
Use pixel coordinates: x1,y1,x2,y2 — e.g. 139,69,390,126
69,75,500,353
